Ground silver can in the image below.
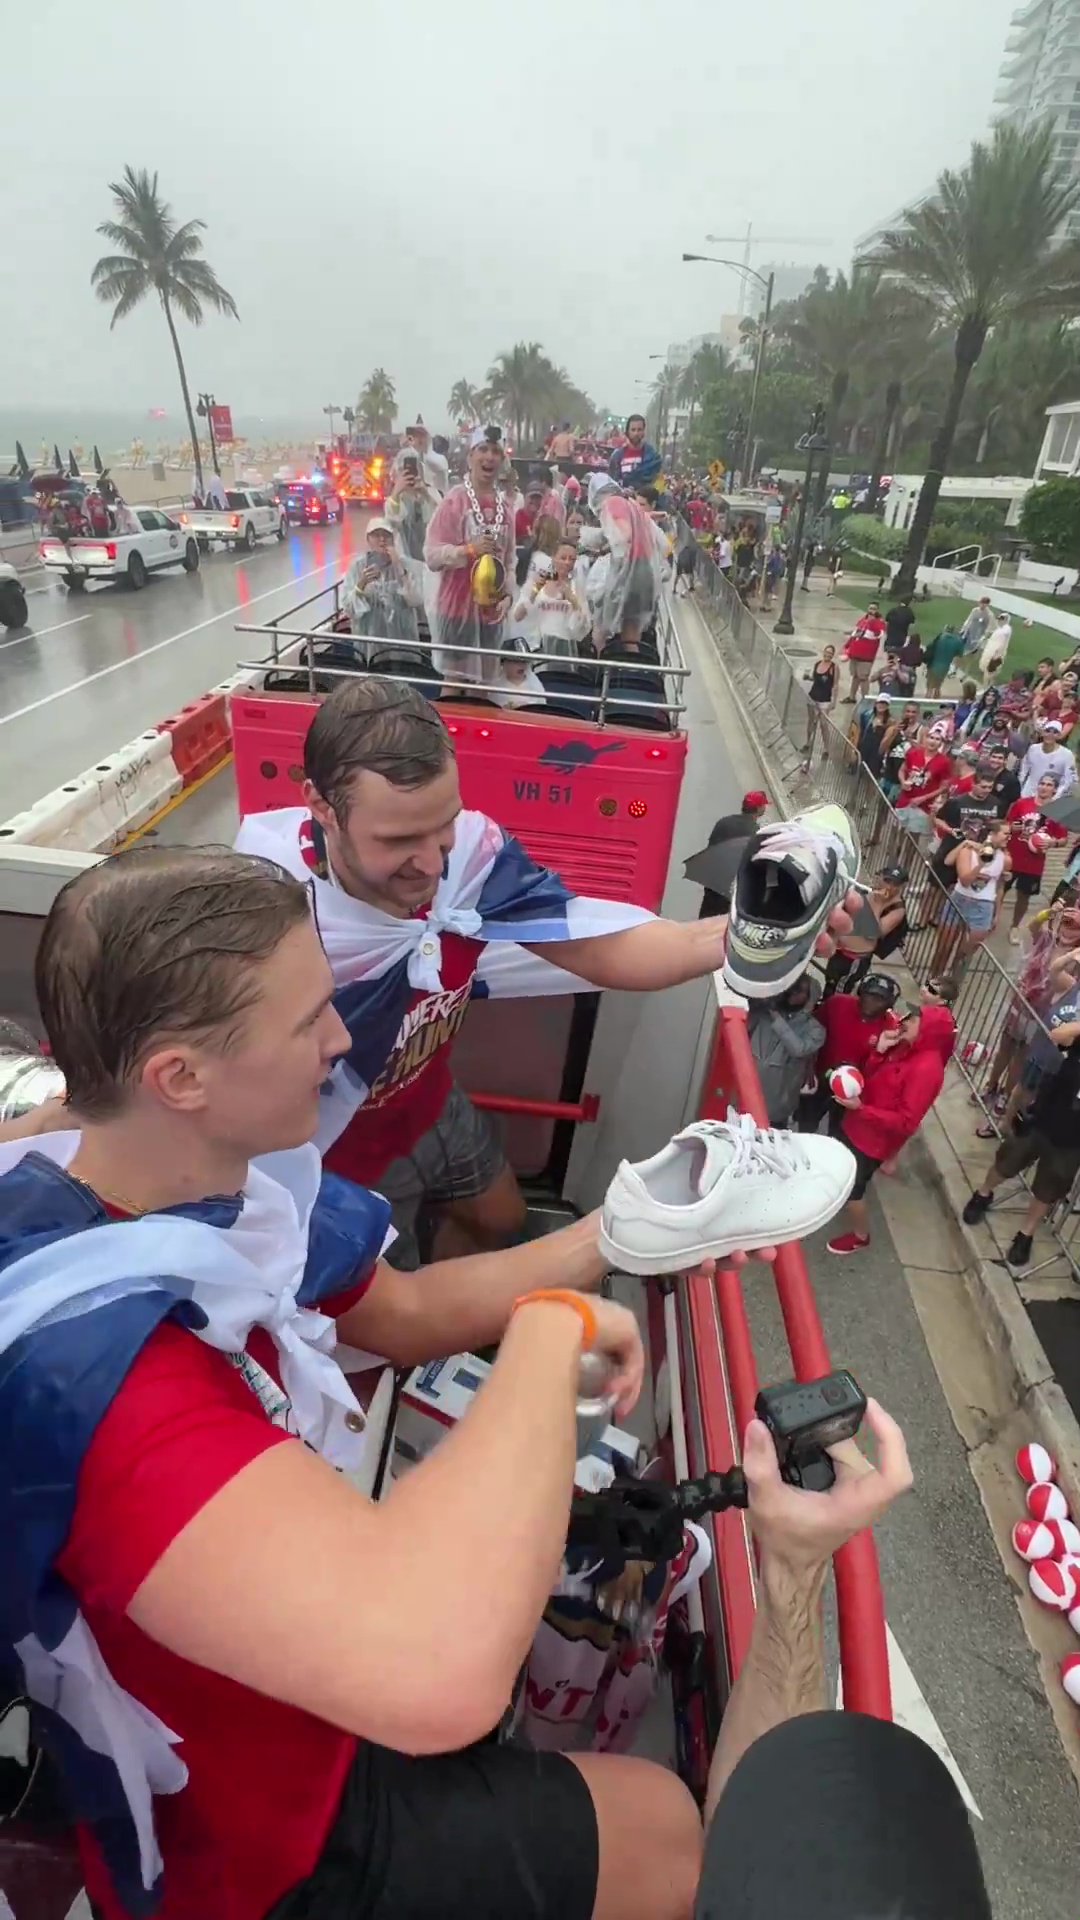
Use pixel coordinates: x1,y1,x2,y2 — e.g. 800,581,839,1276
576,1347,616,1462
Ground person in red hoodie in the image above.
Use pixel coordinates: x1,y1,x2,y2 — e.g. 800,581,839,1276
800,972,901,1131
826,1001,956,1254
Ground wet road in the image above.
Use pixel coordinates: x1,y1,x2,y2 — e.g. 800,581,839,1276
0,515,369,822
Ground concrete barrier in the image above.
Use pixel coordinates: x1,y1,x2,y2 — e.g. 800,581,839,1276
0,730,182,852
156,692,230,788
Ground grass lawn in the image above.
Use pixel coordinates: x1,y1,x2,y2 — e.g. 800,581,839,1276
834,584,1076,676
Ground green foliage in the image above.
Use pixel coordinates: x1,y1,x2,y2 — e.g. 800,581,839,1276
1020,477,1080,567
481,344,596,447
834,514,906,561
356,368,397,434
688,366,821,466
866,120,1080,593
91,165,238,491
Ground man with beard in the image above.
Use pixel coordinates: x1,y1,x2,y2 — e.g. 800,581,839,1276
424,426,517,686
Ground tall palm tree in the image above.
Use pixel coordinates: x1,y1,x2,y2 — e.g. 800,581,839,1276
356,368,397,434
448,379,480,423
486,343,542,447
91,166,238,494
675,344,728,437
775,269,901,509
870,121,1080,597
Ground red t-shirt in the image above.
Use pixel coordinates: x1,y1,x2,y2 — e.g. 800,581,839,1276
1006,796,1068,876
323,928,486,1187
58,1217,374,1920
817,994,889,1075
895,747,951,808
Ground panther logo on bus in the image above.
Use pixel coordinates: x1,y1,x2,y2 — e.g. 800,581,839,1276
537,741,626,777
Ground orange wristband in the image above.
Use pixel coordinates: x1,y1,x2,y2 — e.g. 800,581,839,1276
512,1289,596,1348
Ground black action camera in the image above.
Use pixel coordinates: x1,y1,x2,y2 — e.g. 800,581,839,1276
754,1371,867,1492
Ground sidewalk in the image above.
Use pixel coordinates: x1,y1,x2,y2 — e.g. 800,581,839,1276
675,593,1080,1913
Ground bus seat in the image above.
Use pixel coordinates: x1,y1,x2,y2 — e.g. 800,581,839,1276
365,648,441,688
602,668,671,732
537,669,598,722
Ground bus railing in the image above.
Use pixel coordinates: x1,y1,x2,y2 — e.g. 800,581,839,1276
672,980,892,1734
235,591,690,728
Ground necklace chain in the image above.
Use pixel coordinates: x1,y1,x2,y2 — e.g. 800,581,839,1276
463,474,505,542
70,1171,148,1216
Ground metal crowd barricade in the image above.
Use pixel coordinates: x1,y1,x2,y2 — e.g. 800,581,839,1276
687,527,1079,1281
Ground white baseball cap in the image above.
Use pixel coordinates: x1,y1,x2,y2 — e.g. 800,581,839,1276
1040,718,1064,734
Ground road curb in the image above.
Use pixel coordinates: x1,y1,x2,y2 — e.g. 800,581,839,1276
696,595,1080,1520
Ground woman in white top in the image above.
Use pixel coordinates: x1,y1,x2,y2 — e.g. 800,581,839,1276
513,537,591,657
938,821,1011,968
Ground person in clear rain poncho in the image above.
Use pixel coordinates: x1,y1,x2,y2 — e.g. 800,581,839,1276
423,426,517,686
587,473,667,654
384,449,441,581
342,520,422,649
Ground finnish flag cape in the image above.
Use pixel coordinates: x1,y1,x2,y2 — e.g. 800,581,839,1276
0,1132,391,1916
235,807,654,1151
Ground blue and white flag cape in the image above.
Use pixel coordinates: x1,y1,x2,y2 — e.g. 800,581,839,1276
0,1132,391,1916
235,807,655,1151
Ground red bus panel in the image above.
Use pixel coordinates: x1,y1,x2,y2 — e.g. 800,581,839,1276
230,692,687,912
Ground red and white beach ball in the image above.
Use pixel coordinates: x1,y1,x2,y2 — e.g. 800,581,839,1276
828,1064,864,1102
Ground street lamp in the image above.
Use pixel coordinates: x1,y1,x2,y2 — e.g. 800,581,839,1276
195,393,220,478
773,407,830,638
681,253,774,483
323,403,342,443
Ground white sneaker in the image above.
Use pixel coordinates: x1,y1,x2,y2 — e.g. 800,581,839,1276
598,1112,857,1275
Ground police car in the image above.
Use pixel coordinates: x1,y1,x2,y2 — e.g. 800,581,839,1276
275,476,345,527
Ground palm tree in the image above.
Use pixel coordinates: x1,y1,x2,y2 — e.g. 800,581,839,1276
486,343,542,447
775,269,902,509
448,380,480,423
91,166,238,494
677,343,729,436
870,121,1080,597
356,368,397,434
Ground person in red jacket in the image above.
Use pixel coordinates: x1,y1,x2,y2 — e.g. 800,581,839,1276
826,1002,956,1254
801,973,901,1131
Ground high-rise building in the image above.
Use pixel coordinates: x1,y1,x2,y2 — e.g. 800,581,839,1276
994,0,1080,237
855,0,1080,258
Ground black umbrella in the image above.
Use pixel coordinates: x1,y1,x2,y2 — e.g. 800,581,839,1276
14,441,30,477
67,448,81,477
92,445,104,473
683,836,751,898
52,444,64,472
1042,792,1080,833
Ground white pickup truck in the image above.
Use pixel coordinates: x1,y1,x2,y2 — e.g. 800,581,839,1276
39,509,201,591
178,488,287,553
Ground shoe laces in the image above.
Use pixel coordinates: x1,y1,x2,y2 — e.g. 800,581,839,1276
693,1111,811,1180
756,818,847,887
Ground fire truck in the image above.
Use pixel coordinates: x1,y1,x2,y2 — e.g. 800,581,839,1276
324,436,394,508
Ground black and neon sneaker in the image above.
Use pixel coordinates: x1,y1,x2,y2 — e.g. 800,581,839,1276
722,804,860,1000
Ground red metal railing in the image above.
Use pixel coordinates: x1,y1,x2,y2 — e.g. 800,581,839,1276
469,1092,600,1123
691,994,893,1720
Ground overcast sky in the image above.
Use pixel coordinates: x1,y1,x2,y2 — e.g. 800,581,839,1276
3,0,1015,434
